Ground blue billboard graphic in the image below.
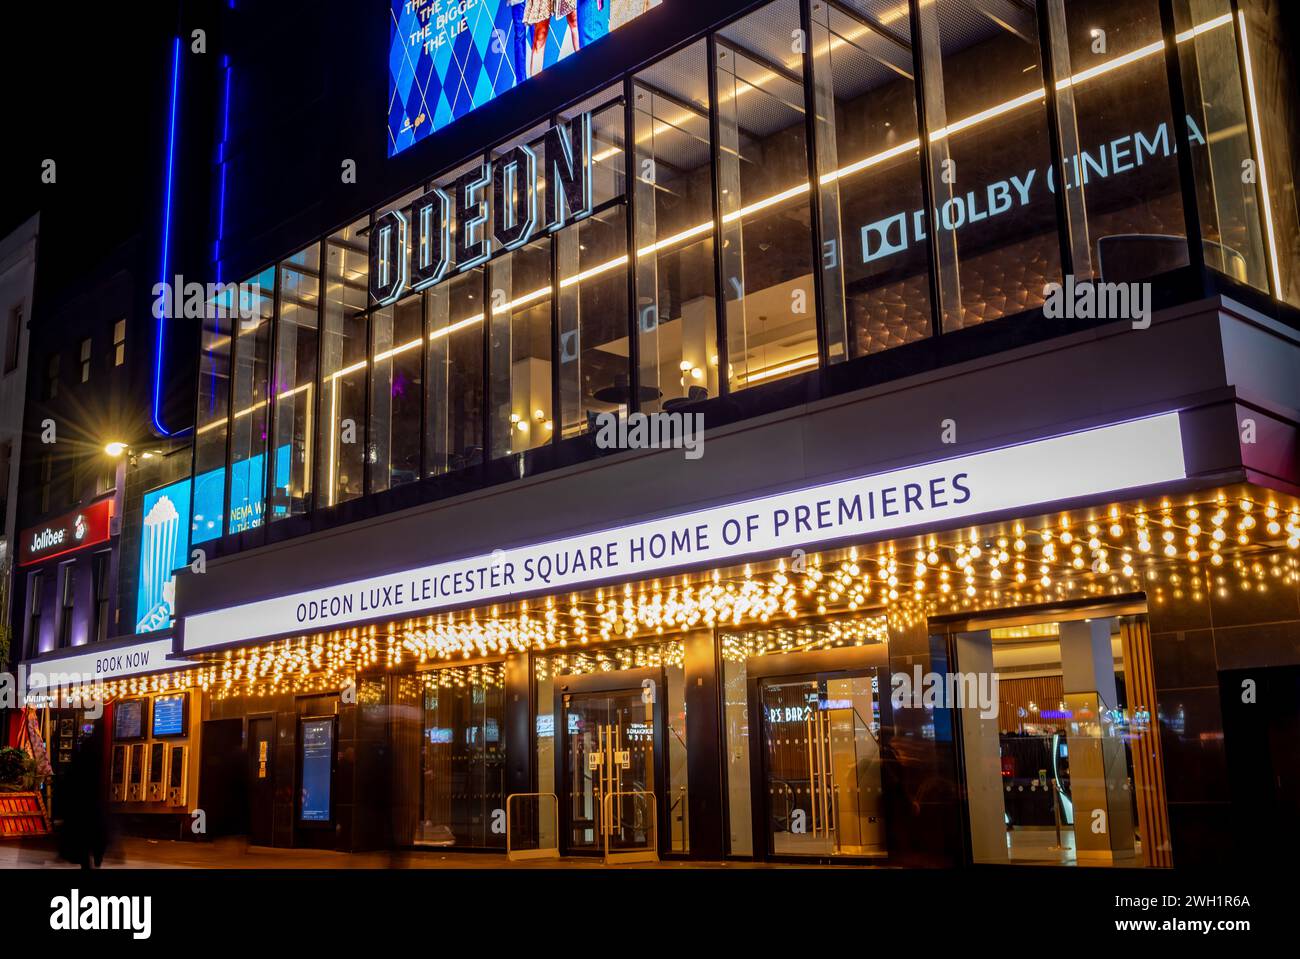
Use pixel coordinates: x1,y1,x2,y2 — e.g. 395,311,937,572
388,0,661,156
137,479,192,633
191,444,292,545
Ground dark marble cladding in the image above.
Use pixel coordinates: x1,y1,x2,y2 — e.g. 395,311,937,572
1147,547,1300,863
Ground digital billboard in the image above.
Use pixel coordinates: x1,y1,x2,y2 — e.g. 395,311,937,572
137,479,192,633
388,0,661,156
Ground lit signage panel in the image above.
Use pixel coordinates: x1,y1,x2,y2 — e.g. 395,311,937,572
19,498,114,566
22,637,194,693
182,414,1187,652
137,479,192,633
388,0,660,156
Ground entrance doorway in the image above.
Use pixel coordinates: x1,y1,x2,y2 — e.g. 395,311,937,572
556,667,665,859
745,644,891,860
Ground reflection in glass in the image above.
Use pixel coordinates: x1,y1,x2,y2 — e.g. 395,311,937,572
271,244,319,520
715,0,818,390
1045,0,1188,282
489,236,553,458
916,0,1062,330
557,206,629,436
193,298,230,544
426,267,485,475
371,293,424,492
811,0,931,361
1174,0,1270,291
319,217,369,506
418,663,506,848
633,40,720,413
228,268,272,534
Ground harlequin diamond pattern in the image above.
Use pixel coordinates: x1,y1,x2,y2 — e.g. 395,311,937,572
390,0,565,157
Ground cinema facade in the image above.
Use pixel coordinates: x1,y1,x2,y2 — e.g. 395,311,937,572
27,0,1300,867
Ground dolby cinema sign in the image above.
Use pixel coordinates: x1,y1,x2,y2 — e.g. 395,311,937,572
369,112,594,306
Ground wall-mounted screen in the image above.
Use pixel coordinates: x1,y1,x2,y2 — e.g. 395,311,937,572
388,0,661,156
299,718,335,823
137,479,192,633
114,699,146,741
151,694,189,738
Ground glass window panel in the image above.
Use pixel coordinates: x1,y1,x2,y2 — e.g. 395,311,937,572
1044,0,1188,283
560,89,627,208
557,205,629,436
371,292,425,492
193,297,231,545
916,0,1062,331
319,217,370,507
633,40,720,413
418,663,507,848
811,0,932,362
426,267,486,476
228,268,273,535
1174,0,1271,291
271,244,320,521
715,0,819,390
489,235,553,458
1239,0,1299,306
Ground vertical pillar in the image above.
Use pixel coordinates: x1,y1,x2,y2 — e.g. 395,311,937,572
1059,618,1136,862
883,612,961,866
954,630,1007,863
683,630,724,859
504,650,537,846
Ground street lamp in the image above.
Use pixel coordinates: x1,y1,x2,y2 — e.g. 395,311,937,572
104,441,128,457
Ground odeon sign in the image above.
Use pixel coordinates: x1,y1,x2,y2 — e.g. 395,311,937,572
369,112,594,306
180,413,1189,653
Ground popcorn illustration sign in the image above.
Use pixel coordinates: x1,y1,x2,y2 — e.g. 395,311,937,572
136,479,193,633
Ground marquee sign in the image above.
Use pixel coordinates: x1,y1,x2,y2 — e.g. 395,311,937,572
22,637,194,693
19,498,114,567
181,413,1188,653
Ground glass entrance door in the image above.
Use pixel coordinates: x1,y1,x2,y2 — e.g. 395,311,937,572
561,687,659,856
759,671,885,857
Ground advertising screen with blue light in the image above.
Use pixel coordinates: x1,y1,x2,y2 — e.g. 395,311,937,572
388,0,661,156
137,479,192,634
190,444,292,546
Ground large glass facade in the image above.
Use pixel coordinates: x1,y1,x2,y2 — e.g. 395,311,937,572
716,0,819,389
319,217,369,507
191,0,1294,538
228,269,273,534
271,245,320,521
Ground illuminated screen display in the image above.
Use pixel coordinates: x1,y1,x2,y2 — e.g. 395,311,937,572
300,719,335,823
152,694,187,738
388,0,660,156
114,700,145,741
191,444,292,546
137,479,192,633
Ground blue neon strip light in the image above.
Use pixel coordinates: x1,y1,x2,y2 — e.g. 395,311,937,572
152,36,182,437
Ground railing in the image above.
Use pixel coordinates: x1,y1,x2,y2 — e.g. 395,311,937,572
601,789,658,865
504,792,560,862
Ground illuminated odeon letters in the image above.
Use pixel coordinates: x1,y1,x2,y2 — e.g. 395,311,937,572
371,112,593,305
